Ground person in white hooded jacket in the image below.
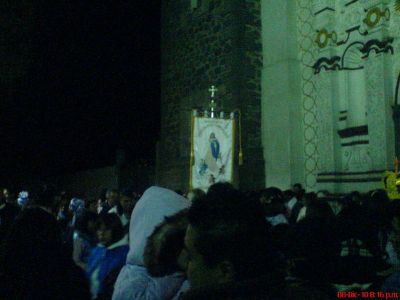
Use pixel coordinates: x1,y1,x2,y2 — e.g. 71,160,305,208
112,186,191,300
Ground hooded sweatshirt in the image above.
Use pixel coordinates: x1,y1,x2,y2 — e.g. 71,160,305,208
112,186,190,300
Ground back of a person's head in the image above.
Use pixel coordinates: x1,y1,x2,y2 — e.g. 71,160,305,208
293,183,302,190
306,200,334,220
260,187,286,216
366,189,389,208
206,182,235,196
283,189,295,201
260,187,284,202
187,188,277,281
187,188,206,202
0,208,64,294
144,208,189,277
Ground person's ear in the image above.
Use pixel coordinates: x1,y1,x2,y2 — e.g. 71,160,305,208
177,249,189,272
217,260,235,282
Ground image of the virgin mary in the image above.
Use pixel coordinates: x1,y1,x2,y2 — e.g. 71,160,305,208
204,132,220,173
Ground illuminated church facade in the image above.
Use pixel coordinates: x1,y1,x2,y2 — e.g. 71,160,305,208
159,0,400,193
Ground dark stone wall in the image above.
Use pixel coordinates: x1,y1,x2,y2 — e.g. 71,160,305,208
238,0,264,190
158,0,264,191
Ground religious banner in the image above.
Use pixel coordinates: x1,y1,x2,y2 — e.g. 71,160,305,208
190,116,235,191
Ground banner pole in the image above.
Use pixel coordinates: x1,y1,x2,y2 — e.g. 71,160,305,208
189,110,196,190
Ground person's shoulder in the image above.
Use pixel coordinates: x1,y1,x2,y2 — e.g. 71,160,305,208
106,244,129,261
90,245,106,257
108,206,118,214
112,244,129,253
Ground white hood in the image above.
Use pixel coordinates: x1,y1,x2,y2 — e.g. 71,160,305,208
126,186,190,266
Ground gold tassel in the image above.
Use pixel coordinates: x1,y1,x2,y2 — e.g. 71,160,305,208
233,109,243,166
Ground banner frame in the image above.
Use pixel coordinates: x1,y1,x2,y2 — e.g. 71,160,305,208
189,115,236,191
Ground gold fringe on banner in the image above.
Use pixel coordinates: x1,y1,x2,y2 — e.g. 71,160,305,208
233,109,243,166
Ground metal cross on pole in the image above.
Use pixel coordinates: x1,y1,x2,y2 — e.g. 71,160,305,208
208,85,218,98
208,85,218,118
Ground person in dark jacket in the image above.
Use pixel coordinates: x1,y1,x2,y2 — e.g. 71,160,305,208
180,186,287,299
0,207,90,300
99,188,120,216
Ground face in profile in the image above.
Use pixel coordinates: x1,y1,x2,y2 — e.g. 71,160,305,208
120,195,136,216
184,225,227,289
144,221,185,277
97,224,113,247
106,191,119,207
293,186,300,194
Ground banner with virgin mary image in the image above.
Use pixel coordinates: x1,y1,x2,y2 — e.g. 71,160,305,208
190,116,235,191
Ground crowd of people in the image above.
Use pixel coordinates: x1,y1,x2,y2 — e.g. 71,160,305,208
0,182,400,299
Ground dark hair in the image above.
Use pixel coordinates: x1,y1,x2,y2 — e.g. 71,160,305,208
97,213,124,243
75,210,98,236
207,182,235,196
144,209,189,277
188,188,206,202
98,188,108,201
303,192,317,206
187,188,277,281
259,188,286,216
106,188,119,194
293,183,302,189
350,191,361,198
305,200,334,220
120,188,134,199
174,190,184,196
283,190,295,200
260,187,284,202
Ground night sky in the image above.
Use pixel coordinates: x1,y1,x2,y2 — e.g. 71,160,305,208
1,2,161,182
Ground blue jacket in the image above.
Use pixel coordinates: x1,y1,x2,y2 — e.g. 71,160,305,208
87,238,129,297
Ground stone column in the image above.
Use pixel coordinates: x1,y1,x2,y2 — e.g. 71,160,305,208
393,105,400,158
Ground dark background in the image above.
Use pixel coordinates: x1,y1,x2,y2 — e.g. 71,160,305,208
1,1,161,183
